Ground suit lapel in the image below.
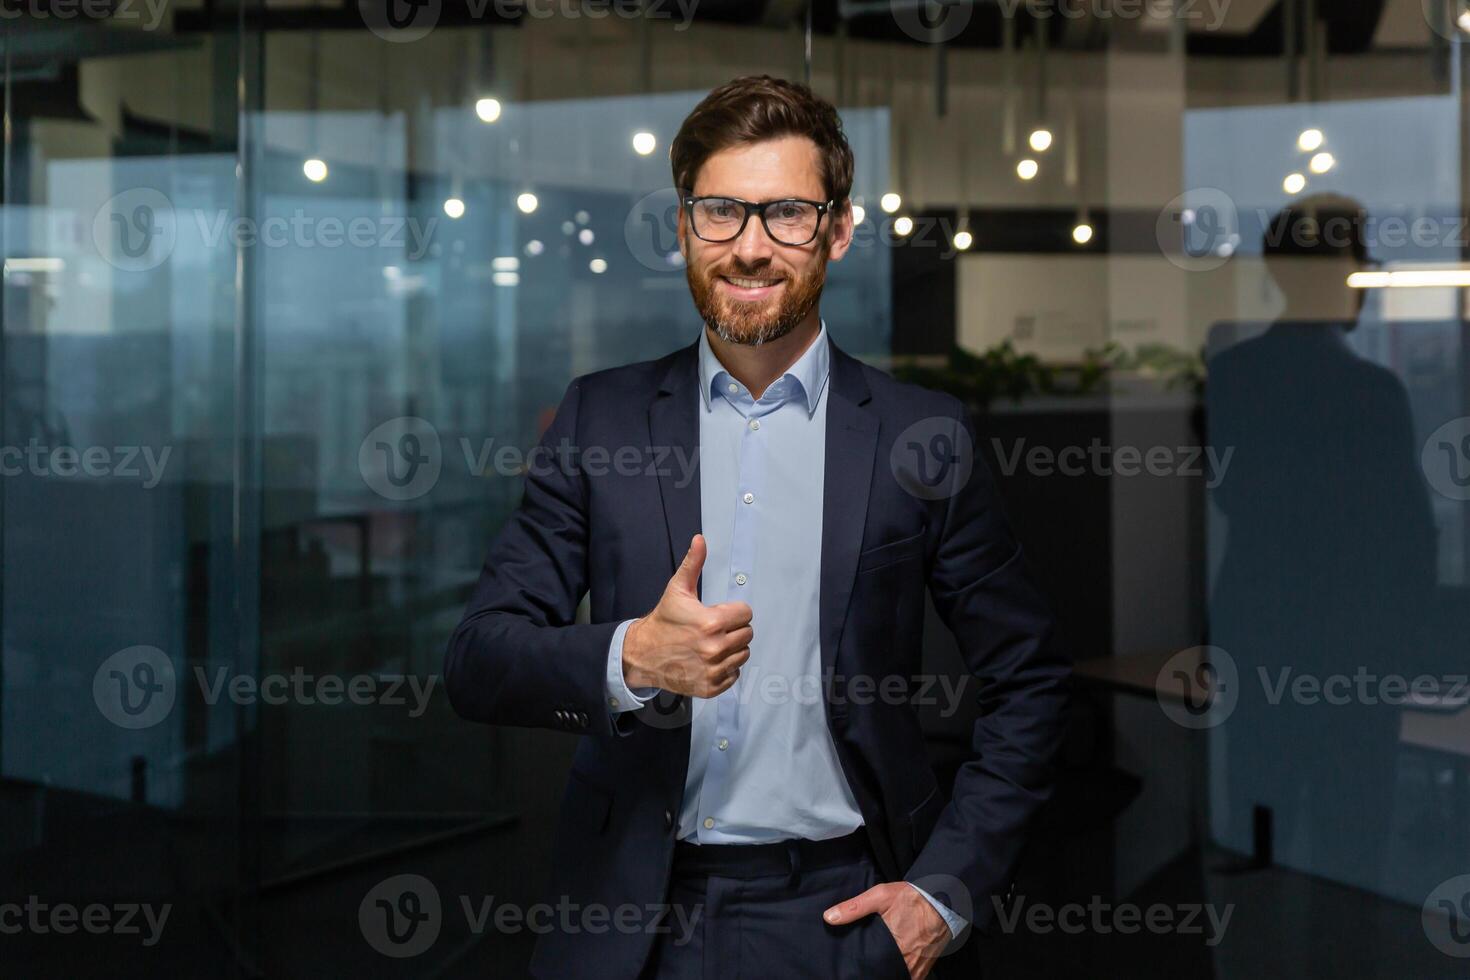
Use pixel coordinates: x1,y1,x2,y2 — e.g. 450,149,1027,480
820,341,878,688
648,341,703,574
646,341,701,778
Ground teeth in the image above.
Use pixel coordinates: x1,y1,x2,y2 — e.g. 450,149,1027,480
725,276,780,288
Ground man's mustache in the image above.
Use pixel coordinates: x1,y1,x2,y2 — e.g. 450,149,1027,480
711,263,786,279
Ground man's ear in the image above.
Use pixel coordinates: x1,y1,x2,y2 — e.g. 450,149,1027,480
826,200,855,262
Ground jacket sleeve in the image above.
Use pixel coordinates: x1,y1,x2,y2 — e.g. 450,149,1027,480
903,399,1072,932
443,377,631,737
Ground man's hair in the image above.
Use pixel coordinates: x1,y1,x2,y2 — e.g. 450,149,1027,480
1262,193,1370,265
670,74,854,206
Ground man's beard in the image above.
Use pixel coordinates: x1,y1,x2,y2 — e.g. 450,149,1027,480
686,251,826,347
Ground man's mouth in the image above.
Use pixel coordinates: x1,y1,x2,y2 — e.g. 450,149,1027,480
718,274,785,299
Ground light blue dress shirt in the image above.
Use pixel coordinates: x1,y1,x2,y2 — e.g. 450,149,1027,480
604,321,965,939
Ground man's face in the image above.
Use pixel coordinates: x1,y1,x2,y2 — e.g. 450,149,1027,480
679,136,853,346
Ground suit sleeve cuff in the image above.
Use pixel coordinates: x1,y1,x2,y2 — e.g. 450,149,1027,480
605,618,657,712
908,883,967,941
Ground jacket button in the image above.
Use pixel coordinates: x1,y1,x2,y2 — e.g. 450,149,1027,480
554,709,566,724
664,809,674,829
576,712,589,727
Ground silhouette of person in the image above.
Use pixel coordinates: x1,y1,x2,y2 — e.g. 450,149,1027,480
1205,193,1437,891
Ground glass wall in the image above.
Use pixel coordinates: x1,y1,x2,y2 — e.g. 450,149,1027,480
1,7,255,974
3,1,1469,976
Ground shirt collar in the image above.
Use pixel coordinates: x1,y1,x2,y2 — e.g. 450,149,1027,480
698,319,830,417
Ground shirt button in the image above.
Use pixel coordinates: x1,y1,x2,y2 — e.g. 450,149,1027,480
727,382,738,394
608,696,620,708
717,738,729,751
742,492,754,504
735,573,748,586
749,419,760,430
703,817,715,830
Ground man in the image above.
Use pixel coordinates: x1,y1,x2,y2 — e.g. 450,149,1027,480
1206,195,1436,887
445,74,1069,980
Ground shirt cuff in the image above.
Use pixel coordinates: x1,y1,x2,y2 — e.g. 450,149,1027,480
605,618,657,713
908,883,967,941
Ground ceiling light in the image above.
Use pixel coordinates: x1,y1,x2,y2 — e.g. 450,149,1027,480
476,98,502,123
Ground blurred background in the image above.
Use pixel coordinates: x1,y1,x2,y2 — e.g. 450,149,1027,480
3,0,1470,975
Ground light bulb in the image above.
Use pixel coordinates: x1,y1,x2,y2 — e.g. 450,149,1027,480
476,98,502,123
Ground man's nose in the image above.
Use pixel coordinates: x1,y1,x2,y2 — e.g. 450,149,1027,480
730,209,777,267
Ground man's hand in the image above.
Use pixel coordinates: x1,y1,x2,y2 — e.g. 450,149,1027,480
622,534,753,698
823,882,949,980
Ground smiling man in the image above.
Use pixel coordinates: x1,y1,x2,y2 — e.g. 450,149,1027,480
444,75,1069,980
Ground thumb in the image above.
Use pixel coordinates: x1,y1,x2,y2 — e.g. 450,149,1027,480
669,533,706,596
823,885,887,925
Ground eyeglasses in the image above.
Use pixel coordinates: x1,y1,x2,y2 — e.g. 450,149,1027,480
683,195,838,247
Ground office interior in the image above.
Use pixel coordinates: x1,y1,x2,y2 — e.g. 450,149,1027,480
3,0,1469,975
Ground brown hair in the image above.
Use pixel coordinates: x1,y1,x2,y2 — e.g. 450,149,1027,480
670,75,854,207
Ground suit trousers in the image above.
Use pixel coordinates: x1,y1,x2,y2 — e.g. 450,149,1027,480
636,840,912,980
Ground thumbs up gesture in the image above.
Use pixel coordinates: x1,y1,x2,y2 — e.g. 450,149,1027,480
622,534,754,698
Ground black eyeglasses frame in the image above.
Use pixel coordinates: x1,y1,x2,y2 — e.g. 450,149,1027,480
681,195,840,247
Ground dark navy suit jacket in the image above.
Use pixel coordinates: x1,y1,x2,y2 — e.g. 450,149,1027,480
444,335,1070,978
